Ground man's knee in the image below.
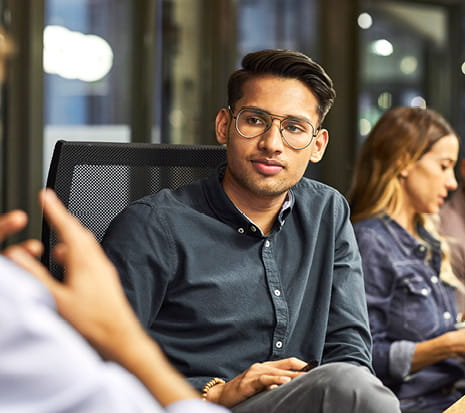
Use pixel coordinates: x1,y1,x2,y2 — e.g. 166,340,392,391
301,362,400,412
232,363,400,413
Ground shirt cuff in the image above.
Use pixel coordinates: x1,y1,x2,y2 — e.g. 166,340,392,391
166,399,231,413
389,340,416,380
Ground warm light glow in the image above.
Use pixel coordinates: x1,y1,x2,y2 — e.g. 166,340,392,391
461,61,465,75
377,92,392,110
371,39,393,56
400,56,418,74
359,118,372,136
410,96,426,109
43,25,114,82
358,13,373,29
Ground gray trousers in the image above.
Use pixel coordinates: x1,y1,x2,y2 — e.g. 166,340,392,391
231,362,401,413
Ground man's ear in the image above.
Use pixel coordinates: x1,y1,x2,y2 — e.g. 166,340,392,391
215,108,230,145
309,129,329,163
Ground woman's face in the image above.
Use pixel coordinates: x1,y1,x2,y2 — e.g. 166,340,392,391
400,134,459,214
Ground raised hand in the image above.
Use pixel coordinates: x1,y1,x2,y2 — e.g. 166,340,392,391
3,189,201,406
4,189,145,361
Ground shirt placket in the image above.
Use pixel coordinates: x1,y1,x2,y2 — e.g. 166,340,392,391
429,248,456,328
261,236,289,359
417,230,457,329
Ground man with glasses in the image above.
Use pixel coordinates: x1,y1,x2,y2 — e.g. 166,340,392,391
102,49,400,412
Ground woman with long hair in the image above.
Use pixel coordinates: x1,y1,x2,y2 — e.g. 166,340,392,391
348,106,465,412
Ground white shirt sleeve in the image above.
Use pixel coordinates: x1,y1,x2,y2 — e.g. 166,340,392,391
0,256,161,413
166,399,231,413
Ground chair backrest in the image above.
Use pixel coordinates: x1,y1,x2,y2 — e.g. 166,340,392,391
42,140,227,280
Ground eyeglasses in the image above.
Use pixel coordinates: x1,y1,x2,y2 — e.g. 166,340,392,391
228,106,318,150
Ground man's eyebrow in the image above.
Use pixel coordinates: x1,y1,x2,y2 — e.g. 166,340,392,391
242,106,315,124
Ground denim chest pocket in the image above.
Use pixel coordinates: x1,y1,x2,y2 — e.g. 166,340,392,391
390,273,440,341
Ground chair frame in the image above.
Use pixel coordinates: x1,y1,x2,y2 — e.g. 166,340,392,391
42,140,227,279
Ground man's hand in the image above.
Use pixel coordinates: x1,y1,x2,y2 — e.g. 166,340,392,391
0,209,44,260
2,189,202,406
0,209,27,240
206,357,308,407
3,189,147,362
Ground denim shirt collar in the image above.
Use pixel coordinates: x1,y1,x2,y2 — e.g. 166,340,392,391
381,214,442,274
203,163,294,237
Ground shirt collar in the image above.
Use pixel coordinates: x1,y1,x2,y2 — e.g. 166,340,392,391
203,163,294,237
381,214,441,269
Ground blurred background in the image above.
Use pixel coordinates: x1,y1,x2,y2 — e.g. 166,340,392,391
2,0,465,238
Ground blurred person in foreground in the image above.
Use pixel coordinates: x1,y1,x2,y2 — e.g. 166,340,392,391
1,189,229,413
440,154,465,313
0,27,228,413
102,48,400,412
348,106,465,412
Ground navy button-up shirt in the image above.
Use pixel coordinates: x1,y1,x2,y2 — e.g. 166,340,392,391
102,166,373,390
353,216,465,402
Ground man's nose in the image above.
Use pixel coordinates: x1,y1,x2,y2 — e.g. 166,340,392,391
259,118,285,150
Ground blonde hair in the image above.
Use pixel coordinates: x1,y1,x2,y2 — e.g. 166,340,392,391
0,28,13,81
348,106,464,291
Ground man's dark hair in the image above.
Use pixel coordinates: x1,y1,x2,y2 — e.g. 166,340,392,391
228,49,336,127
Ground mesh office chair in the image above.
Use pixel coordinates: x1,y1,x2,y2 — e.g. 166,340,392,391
42,140,226,280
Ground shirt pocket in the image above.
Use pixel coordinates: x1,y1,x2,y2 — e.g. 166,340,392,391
391,273,440,341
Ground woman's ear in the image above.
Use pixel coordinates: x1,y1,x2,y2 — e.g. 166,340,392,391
397,157,411,179
215,108,230,145
309,129,329,163
398,167,409,179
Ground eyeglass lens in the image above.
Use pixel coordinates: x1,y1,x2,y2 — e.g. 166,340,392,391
236,109,314,149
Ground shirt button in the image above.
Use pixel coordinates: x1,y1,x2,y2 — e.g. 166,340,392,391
274,289,281,296
414,244,427,258
265,240,270,248
237,227,245,234
275,341,283,349
431,276,439,284
421,288,429,296
250,226,257,232
444,312,452,320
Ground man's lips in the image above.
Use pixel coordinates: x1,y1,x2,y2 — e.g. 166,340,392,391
251,159,285,175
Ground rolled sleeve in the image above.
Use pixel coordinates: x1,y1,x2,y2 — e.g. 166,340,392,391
389,340,416,380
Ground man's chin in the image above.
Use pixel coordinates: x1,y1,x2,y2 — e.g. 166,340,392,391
246,182,291,198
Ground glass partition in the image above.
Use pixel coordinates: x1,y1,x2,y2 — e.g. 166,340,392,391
155,0,320,146
358,0,463,144
43,0,132,180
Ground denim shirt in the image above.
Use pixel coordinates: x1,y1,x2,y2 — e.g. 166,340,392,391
353,216,465,400
102,165,373,390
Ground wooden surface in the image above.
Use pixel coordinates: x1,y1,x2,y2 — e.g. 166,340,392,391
443,395,465,412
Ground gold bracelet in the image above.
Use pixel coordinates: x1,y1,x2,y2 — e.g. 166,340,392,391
201,377,226,400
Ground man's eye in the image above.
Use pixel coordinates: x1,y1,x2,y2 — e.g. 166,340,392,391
284,121,306,134
246,116,265,126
